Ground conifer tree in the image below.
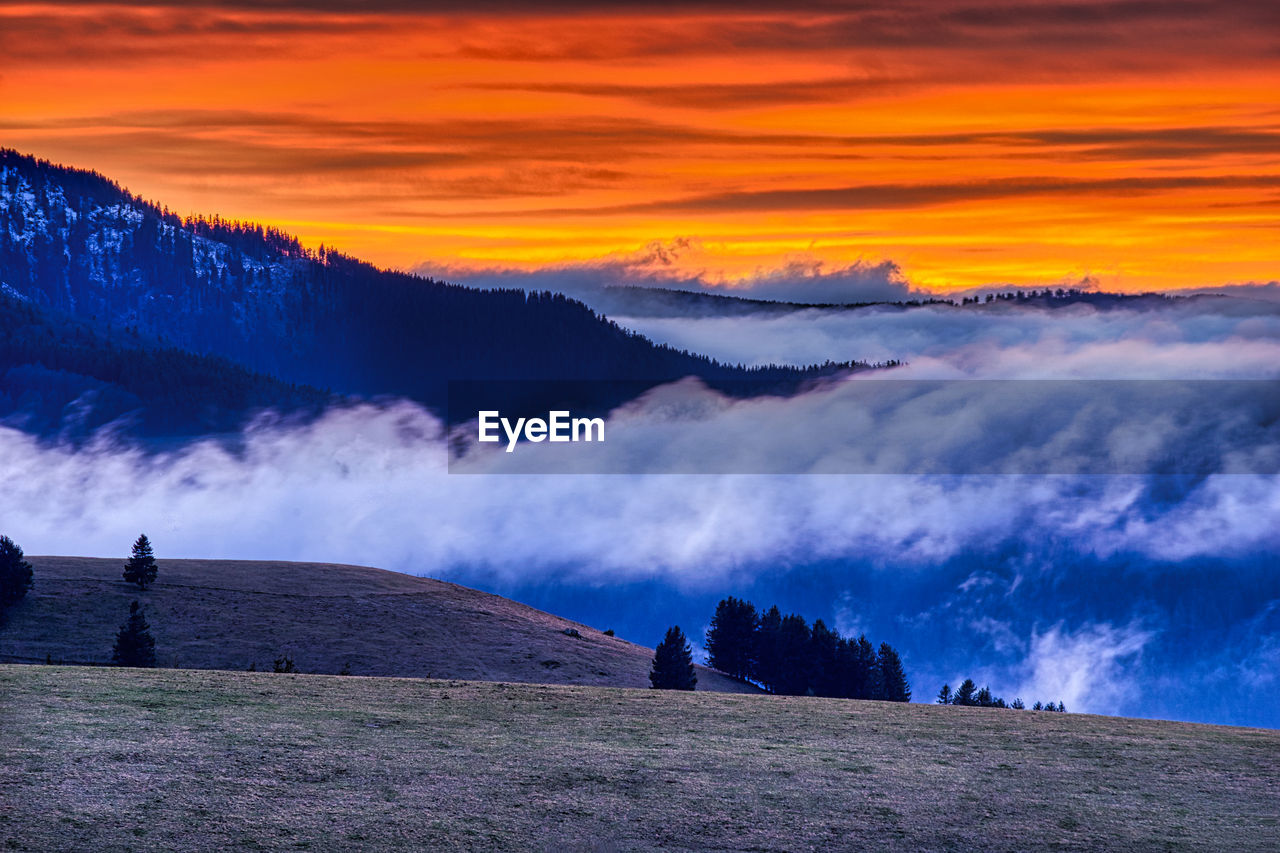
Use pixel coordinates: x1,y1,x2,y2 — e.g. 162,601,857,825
774,613,813,695
122,533,158,590
849,635,877,700
876,643,911,703
833,637,855,698
936,684,952,705
954,678,978,706
809,619,841,698
0,535,34,610
112,601,156,668
754,605,783,692
705,597,758,681
649,626,697,690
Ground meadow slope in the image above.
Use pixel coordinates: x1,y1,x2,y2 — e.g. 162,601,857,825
1,666,1276,851
0,557,751,692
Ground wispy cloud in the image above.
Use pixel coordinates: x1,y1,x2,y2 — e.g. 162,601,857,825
1010,622,1154,714
510,175,1280,219
418,239,917,303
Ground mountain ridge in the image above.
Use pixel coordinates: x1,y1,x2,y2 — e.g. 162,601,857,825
592,283,1210,318
0,149,873,392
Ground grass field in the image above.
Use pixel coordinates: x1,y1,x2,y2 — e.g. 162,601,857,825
2,665,1277,851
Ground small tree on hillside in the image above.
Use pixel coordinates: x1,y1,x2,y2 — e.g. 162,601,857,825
112,601,156,668
0,535,34,610
123,533,158,590
650,626,697,691
954,678,978,706
936,684,952,705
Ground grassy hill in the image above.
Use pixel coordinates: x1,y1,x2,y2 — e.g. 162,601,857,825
0,556,752,693
2,665,1276,851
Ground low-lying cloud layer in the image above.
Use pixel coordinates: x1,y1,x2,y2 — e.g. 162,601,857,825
453,378,1280,476
5,291,1280,724
417,240,919,305
612,292,1280,373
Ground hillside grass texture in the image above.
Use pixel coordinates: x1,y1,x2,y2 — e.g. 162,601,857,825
2,665,1277,851
0,557,752,693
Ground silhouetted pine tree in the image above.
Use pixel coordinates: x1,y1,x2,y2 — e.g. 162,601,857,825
0,535,33,609
122,533,158,590
774,614,813,696
833,637,855,698
705,597,758,681
112,601,156,667
754,605,783,692
936,684,952,705
876,643,911,702
650,626,697,690
696,595,915,702
954,678,978,706
809,619,841,698
847,635,877,700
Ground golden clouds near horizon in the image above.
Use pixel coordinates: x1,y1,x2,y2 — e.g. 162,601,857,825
2,2,1277,292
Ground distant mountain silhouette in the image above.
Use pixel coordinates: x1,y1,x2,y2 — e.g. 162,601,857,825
590,284,1195,318
0,148,876,438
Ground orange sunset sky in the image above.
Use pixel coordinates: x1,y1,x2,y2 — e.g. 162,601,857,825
2,0,1278,293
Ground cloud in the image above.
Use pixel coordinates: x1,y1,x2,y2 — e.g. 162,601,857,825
1174,282,1280,302
3,389,1278,583
5,290,1277,581
7,5,1277,292
1010,622,1154,714
418,239,918,304
465,77,909,110
517,174,1280,219
610,293,1280,370
1,291,1278,725
11,2,1277,67
0,6,388,65
451,376,1280,480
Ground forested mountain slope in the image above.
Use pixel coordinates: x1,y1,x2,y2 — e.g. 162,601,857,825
0,149,868,422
